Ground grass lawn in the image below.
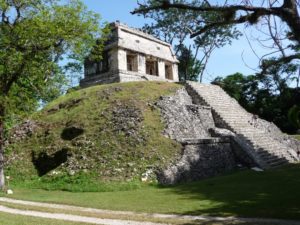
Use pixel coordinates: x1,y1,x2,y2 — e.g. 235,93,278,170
2,165,300,221
0,212,89,225
292,135,300,141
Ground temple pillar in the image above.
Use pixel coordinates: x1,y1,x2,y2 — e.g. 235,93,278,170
138,54,146,74
158,59,165,79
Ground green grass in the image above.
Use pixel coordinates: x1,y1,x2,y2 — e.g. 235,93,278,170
2,164,300,220
292,135,300,141
0,212,89,225
6,81,183,190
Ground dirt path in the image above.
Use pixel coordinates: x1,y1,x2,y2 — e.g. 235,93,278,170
1,197,300,225
0,204,164,225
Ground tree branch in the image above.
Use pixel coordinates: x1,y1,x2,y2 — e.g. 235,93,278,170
190,13,254,38
261,53,300,74
132,0,300,43
132,1,277,15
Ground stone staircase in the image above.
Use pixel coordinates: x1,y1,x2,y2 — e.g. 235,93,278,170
186,81,299,169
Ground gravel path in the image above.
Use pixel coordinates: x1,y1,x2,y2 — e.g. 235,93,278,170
1,197,300,225
0,204,164,225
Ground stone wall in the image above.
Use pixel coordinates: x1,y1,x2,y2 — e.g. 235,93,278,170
157,88,214,141
118,70,170,83
255,118,300,154
80,72,120,88
157,138,236,184
81,22,180,87
118,26,177,63
156,88,241,184
80,70,174,87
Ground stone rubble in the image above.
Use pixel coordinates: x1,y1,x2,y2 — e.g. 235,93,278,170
8,120,38,144
156,88,214,141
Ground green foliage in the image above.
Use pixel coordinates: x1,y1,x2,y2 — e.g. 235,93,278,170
288,105,300,129
141,0,201,44
177,46,202,81
12,172,143,192
212,73,258,106
4,165,300,220
0,0,108,125
293,135,300,140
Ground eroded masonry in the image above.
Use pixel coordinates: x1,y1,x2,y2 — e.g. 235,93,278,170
80,22,179,87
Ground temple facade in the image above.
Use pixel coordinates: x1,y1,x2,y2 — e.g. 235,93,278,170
80,22,179,87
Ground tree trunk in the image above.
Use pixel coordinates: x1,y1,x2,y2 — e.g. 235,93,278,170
280,0,300,44
0,105,5,189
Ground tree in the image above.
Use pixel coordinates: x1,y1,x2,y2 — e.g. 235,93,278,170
132,0,300,76
136,0,241,82
0,0,109,189
4,69,65,134
177,45,202,81
288,105,300,130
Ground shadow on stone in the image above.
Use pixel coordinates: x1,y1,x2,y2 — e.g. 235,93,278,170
61,126,84,140
32,148,70,176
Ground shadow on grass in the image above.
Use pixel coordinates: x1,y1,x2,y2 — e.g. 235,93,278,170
181,222,273,225
166,165,300,220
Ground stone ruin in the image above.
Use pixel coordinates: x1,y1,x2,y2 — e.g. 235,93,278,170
78,22,299,185
80,21,179,87
156,83,300,184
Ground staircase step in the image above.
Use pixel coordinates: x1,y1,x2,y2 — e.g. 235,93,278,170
268,159,289,167
187,81,296,169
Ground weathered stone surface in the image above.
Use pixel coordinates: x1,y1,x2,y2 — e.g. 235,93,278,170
156,88,214,141
157,82,300,184
8,120,38,143
80,22,179,87
156,88,241,184
209,127,236,137
209,128,257,167
255,118,300,154
157,138,236,185
111,103,143,138
186,81,300,169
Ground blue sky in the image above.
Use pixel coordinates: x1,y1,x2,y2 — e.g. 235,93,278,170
82,0,269,82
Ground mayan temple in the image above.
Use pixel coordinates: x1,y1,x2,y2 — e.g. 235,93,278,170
80,21,179,87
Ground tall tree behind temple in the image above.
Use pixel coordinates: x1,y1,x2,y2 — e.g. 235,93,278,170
177,46,202,81
136,0,241,81
0,0,109,189
133,0,300,82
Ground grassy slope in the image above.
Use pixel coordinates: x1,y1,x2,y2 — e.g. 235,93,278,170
5,81,182,191
292,135,300,141
3,164,300,220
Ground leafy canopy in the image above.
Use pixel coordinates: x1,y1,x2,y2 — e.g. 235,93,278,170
0,0,109,188
0,0,109,121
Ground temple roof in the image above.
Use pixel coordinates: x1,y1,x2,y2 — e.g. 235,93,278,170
107,21,179,63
